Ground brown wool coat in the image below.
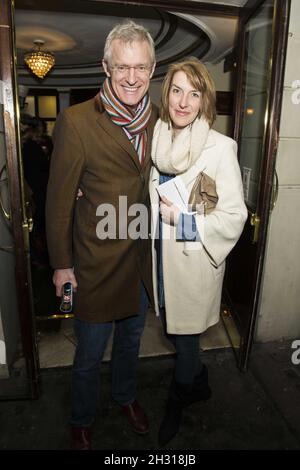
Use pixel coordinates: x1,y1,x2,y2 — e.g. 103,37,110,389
46,96,158,322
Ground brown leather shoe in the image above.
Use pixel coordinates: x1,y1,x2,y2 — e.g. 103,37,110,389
70,426,92,450
122,400,149,434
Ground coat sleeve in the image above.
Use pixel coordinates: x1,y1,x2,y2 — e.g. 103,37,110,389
195,139,248,267
46,110,85,269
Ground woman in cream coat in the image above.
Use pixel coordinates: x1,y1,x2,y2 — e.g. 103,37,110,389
149,58,247,446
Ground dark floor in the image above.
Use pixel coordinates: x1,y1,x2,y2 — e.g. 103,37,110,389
0,339,300,451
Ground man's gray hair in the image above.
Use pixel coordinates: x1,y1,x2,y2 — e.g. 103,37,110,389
103,20,155,65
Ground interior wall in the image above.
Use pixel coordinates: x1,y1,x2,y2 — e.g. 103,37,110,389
256,0,300,341
207,61,233,136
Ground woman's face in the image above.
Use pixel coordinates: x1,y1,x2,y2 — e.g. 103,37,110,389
168,71,202,130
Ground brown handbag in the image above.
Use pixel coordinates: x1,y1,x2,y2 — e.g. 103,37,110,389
188,171,218,215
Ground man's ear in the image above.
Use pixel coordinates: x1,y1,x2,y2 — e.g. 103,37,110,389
149,62,156,79
102,60,110,78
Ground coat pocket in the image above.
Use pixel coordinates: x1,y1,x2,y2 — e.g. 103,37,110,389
183,240,203,255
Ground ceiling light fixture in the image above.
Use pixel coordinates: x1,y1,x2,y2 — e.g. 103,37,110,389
24,39,55,79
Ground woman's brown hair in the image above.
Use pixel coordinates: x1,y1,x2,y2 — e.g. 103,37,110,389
160,57,216,127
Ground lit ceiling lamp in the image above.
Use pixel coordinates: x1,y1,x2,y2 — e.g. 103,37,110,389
24,39,55,79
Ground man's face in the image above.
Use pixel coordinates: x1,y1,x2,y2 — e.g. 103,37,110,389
103,39,155,109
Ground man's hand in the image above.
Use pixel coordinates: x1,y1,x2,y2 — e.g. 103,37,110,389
53,268,78,297
76,188,83,200
160,196,181,226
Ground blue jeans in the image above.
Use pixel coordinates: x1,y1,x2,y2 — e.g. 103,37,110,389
70,284,149,427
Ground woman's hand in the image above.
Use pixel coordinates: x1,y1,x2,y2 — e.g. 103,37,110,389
160,196,181,226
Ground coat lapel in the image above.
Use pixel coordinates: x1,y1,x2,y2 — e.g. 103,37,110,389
149,166,160,240
94,96,140,171
143,107,157,169
94,94,157,173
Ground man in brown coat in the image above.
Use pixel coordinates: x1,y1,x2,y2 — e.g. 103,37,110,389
46,21,157,450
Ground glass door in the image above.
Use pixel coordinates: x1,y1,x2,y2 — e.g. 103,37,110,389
223,0,290,370
0,0,39,399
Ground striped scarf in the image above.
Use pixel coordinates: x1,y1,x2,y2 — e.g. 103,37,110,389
100,78,151,164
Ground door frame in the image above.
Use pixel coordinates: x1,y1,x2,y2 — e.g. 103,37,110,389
1,0,290,385
231,0,291,369
107,0,291,370
0,0,39,398
0,0,241,398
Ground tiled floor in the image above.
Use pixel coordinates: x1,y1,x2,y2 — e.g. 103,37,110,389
37,309,240,368
32,264,241,369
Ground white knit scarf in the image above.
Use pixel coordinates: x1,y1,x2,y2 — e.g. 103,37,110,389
151,117,210,174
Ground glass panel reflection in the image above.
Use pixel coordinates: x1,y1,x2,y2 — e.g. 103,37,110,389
239,0,274,209
38,95,57,119
0,116,34,398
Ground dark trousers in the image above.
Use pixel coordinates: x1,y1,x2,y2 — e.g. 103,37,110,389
159,308,203,384
70,284,149,427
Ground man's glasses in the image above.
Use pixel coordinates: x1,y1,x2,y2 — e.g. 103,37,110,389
109,64,153,75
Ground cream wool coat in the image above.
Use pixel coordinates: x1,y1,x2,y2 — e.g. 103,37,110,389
149,129,248,335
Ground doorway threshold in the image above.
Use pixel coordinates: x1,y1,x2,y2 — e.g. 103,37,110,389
37,309,236,369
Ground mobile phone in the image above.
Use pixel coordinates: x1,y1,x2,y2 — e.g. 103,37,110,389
60,282,73,313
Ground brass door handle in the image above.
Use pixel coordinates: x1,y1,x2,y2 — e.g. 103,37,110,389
0,193,11,221
0,163,34,232
25,201,34,232
250,213,260,244
271,169,279,210
28,217,33,232
0,163,11,222
0,165,14,253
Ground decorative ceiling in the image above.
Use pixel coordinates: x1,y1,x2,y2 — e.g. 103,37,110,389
15,0,247,88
